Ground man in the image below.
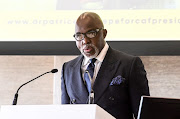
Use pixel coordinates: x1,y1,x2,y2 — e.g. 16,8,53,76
61,12,150,119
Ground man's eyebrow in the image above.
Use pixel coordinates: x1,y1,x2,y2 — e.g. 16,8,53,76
75,28,97,34
87,29,96,32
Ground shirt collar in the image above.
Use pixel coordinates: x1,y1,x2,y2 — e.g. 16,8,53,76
83,43,109,66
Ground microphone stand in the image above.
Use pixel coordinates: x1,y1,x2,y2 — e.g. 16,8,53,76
88,90,94,104
12,69,58,105
85,70,95,104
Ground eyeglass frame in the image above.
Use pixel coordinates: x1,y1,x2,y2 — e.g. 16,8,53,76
73,27,103,41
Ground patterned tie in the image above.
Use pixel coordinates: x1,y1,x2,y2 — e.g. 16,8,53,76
84,58,96,93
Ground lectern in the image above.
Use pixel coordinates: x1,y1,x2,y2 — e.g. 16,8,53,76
0,104,115,119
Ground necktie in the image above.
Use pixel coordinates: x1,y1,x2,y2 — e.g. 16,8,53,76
84,58,96,93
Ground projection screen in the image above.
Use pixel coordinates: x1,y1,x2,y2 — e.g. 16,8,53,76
0,0,180,41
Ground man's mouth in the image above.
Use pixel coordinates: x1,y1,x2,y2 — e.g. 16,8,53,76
83,46,93,53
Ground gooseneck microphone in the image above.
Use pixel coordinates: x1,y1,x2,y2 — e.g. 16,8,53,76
12,69,58,105
85,70,94,104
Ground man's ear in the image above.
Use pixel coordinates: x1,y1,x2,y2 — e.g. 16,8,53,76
103,29,107,38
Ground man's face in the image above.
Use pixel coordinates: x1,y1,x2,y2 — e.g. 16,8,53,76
75,16,106,58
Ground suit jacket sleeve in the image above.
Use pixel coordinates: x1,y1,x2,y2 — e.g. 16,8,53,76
129,56,150,118
61,63,70,104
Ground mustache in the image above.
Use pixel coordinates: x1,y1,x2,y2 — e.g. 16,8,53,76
82,44,94,49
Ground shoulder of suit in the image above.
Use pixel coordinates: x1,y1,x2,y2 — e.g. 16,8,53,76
110,47,137,59
64,55,83,66
108,48,143,68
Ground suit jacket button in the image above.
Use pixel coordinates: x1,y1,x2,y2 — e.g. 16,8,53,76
71,99,76,104
109,97,114,100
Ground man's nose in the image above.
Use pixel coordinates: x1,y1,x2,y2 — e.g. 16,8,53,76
82,36,91,44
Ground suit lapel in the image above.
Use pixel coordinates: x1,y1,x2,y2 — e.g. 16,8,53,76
70,55,89,103
93,47,121,103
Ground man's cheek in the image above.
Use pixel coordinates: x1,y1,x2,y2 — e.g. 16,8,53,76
76,42,81,49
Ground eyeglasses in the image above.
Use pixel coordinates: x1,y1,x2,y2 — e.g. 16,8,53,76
73,28,103,41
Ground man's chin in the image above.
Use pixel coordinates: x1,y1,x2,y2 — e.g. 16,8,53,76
83,52,98,59
84,53,94,58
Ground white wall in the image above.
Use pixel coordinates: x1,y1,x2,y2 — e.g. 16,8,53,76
0,56,54,105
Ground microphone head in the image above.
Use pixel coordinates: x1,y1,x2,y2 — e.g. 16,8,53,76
51,69,58,73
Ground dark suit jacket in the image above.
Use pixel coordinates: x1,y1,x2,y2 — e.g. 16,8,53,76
61,47,150,119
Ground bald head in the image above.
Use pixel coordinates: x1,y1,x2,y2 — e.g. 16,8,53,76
75,12,104,32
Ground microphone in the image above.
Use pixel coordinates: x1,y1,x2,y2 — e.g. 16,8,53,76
51,69,58,73
85,70,94,104
12,69,58,105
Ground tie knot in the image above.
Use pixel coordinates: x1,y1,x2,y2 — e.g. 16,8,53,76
90,58,96,64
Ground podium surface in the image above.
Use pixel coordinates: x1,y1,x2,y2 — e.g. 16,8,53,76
0,104,115,119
